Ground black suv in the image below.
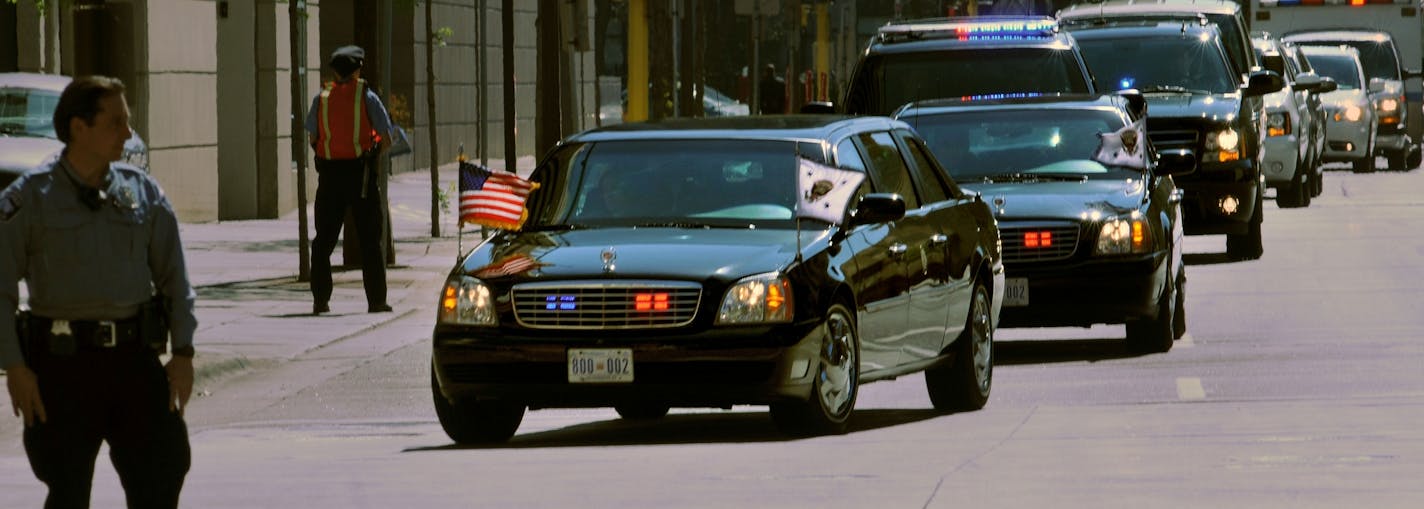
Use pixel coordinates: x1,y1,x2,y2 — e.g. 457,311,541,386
1067,21,1283,260
837,17,1096,116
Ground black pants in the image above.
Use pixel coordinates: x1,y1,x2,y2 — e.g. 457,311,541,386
23,346,190,509
312,156,388,308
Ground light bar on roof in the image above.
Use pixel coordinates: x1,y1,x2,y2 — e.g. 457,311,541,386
879,18,1057,39
1259,0,1411,6
959,92,1045,101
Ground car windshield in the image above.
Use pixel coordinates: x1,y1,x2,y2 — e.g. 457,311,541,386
1078,35,1237,94
848,48,1090,115
0,87,60,139
906,108,1142,180
1303,53,1362,90
525,139,807,229
1296,39,1400,80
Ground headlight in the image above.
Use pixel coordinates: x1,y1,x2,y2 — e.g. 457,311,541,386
1267,113,1290,137
438,276,498,326
1204,128,1240,163
1335,105,1364,123
1094,215,1151,255
716,272,793,324
1380,98,1400,112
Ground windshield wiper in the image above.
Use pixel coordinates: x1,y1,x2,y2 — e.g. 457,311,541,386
633,221,746,229
981,173,1088,184
1137,85,1212,95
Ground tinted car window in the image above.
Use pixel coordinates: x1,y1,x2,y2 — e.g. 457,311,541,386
847,48,1090,115
1204,12,1251,76
1337,40,1401,80
895,131,950,203
858,131,921,209
1305,53,1363,89
528,139,802,228
1078,35,1236,94
910,108,1141,180
0,87,60,138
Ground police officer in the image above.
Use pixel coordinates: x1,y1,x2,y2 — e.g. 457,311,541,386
1,76,197,508
305,45,396,314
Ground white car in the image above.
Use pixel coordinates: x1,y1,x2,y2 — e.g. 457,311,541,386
1300,46,1379,174
1252,34,1332,207
0,73,149,188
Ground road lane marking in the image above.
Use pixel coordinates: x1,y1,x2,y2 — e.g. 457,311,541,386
1177,377,1206,400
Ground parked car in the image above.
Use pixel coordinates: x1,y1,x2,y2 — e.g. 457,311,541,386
1252,32,1334,207
430,116,1004,442
897,93,1188,353
1299,45,1380,174
834,16,1096,116
0,73,149,188
1283,29,1422,171
597,84,750,125
1067,20,1283,260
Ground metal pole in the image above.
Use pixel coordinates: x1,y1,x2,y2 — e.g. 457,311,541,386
671,0,680,117
626,0,649,122
425,0,442,238
479,0,489,168
290,0,311,281
382,0,398,260
503,0,517,174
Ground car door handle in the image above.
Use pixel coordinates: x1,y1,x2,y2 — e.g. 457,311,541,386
929,234,951,247
888,243,909,258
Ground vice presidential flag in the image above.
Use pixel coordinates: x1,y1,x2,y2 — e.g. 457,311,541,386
459,161,540,230
1092,117,1149,170
796,157,866,225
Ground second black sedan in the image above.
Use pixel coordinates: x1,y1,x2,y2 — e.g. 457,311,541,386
897,94,1188,353
430,116,1004,442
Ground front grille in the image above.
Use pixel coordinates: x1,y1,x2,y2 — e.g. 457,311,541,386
512,281,702,329
443,361,775,385
1000,222,1080,263
1147,129,1200,151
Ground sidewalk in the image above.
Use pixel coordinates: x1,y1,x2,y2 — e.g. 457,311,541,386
178,156,536,385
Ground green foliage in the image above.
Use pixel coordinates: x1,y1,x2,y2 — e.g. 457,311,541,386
434,27,455,48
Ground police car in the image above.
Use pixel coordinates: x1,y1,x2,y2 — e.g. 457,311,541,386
833,17,1097,116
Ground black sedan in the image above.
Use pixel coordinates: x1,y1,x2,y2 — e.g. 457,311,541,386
897,94,1188,353
430,116,1004,442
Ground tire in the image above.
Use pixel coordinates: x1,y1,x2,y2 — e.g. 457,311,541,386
1388,151,1408,172
1352,156,1374,173
432,369,526,444
615,404,670,420
1225,196,1264,261
925,281,993,412
1126,284,1175,354
1275,171,1308,208
1172,272,1187,340
770,303,859,436
1311,166,1324,197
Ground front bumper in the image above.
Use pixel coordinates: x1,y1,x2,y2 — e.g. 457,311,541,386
1375,130,1412,155
1262,134,1301,185
1322,118,1372,162
431,324,825,408
999,252,1169,328
1175,161,1260,235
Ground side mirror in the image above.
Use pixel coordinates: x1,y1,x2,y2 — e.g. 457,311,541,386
1154,148,1196,176
1368,77,1388,93
1115,89,1148,119
1242,70,1285,97
800,101,835,114
1317,76,1338,94
1261,53,1287,77
850,193,906,226
1291,72,1323,92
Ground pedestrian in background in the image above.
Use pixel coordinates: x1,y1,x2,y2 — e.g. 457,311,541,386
305,45,396,314
1,75,198,508
759,63,787,115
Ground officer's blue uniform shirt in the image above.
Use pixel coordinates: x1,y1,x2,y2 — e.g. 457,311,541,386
303,78,395,144
0,156,198,367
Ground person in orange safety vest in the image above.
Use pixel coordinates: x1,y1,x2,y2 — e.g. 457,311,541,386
304,45,396,315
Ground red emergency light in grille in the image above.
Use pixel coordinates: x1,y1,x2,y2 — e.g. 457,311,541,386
635,293,670,311
1024,231,1054,248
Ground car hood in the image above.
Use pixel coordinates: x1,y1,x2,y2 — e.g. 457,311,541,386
962,179,1147,220
1319,89,1369,108
462,227,829,282
0,135,62,174
1143,93,1242,124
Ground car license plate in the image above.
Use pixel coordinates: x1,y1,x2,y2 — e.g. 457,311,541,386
1004,278,1029,307
567,348,634,383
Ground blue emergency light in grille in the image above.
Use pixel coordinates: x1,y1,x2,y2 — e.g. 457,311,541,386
513,281,702,329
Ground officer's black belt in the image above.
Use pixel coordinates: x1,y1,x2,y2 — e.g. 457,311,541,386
28,315,144,349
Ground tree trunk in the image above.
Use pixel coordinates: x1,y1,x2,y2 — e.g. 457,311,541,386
289,0,311,281
425,0,441,237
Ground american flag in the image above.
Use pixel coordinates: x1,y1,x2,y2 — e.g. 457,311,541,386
471,253,546,279
459,161,540,230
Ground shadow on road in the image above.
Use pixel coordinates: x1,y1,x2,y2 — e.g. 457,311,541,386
1183,252,1238,266
994,338,1153,365
403,408,947,451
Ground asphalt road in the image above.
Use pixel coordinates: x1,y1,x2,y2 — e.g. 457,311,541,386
2,166,1423,508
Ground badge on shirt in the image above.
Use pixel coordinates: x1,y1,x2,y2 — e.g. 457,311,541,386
114,181,140,210
0,188,21,221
